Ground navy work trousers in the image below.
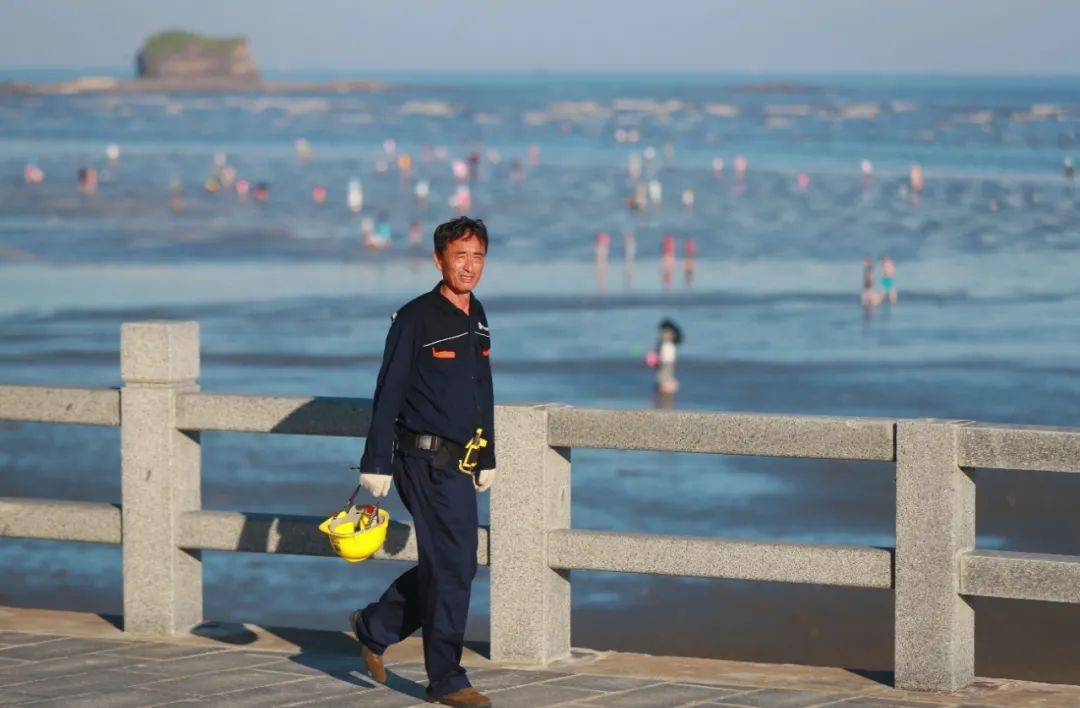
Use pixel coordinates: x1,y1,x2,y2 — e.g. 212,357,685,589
355,448,479,699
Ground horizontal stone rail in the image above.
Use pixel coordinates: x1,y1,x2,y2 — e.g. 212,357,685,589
547,406,896,460
177,509,490,565
959,549,1080,604
0,497,121,543
546,529,893,589
0,384,120,426
958,423,1080,473
1,320,1078,693
175,392,372,437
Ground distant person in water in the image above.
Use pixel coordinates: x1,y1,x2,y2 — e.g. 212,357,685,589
467,149,481,181
647,319,682,407
662,233,676,288
881,257,897,304
169,178,184,213
595,231,610,293
1066,157,1075,181
408,219,424,248
683,236,697,286
508,160,524,183
77,167,97,194
24,161,44,184
681,187,694,213
909,164,925,202
861,257,883,309
362,215,390,251
376,212,392,240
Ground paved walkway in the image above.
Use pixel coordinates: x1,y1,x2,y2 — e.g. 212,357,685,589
1,607,1079,707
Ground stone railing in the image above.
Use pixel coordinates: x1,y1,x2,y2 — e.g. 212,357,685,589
1,321,1078,692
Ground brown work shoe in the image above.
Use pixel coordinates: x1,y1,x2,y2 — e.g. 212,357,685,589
432,686,491,707
349,610,386,683
362,643,387,683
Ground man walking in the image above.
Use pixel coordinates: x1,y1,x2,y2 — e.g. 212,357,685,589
351,216,496,707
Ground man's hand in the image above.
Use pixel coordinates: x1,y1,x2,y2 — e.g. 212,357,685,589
359,473,392,498
473,468,496,493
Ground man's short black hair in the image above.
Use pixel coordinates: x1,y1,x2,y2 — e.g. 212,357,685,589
434,216,488,255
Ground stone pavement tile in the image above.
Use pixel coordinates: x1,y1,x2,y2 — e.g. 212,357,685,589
98,642,226,661
4,667,194,700
250,652,366,677
383,662,492,685
949,681,1080,707
0,637,129,661
676,681,766,691
580,682,747,706
378,671,432,703
0,690,52,705
119,649,283,677
387,666,429,681
823,697,951,707
133,665,320,697
0,632,64,647
384,660,426,672
193,674,389,707
238,673,432,708
381,660,449,679
484,682,603,707
859,678,1042,708
543,673,662,692
295,686,434,707
10,686,185,707
855,688,985,706
468,668,570,692
385,663,482,683
717,687,857,707
0,652,136,687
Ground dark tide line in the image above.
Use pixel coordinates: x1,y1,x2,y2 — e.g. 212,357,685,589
2,349,1079,378
6,286,1080,327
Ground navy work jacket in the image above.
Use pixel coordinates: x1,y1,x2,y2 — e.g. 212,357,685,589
360,281,495,475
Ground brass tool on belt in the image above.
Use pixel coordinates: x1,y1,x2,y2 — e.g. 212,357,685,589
458,428,488,474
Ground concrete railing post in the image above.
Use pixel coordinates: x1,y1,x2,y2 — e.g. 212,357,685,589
120,321,203,636
489,404,571,664
895,419,974,691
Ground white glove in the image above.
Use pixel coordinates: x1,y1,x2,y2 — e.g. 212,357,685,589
473,468,496,493
359,473,392,498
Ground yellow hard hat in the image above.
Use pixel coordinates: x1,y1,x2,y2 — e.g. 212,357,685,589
319,486,390,563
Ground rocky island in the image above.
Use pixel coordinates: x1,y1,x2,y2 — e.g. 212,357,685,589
1,29,382,95
136,30,259,82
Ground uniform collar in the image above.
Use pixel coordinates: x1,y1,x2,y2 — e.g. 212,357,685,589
431,281,473,317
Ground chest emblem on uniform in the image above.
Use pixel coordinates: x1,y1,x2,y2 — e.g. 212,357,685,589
432,348,456,359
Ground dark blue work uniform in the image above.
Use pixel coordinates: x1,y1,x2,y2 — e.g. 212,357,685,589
354,281,495,700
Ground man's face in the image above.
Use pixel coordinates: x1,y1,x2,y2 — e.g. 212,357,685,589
434,233,486,294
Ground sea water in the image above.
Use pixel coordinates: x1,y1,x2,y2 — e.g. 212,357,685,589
1,71,1079,681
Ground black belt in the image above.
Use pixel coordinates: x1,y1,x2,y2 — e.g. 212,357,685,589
396,429,466,469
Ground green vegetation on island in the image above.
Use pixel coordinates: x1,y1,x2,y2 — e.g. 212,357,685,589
136,29,258,81
138,30,247,63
